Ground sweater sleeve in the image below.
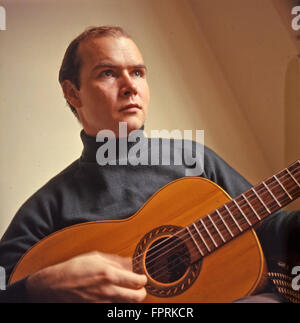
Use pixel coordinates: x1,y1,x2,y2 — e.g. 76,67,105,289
0,277,29,303
203,146,300,266
0,189,56,302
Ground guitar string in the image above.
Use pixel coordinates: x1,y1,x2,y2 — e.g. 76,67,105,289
135,192,300,286
143,174,300,277
133,167,300,277
144,187,297,282
132,166,300,266
147,189,298,282
133,166,300,271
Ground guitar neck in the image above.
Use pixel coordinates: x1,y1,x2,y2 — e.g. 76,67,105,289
186,160,300,259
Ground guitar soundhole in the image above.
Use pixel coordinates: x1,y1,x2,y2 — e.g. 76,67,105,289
133,225,201,298
145,236,190,284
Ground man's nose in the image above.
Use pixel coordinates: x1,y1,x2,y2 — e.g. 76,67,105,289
120,74,138,97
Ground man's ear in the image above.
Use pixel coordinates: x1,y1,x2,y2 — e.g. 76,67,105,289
61,80,82,109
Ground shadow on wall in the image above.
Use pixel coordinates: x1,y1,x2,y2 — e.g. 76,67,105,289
285,58,300,164
285,57,300,210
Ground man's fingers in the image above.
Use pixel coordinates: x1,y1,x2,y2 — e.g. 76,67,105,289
100,265,148,290
98,284,147,303
67,251,148,303
100,253,132,271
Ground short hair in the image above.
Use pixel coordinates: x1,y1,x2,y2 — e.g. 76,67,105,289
59,26,131,119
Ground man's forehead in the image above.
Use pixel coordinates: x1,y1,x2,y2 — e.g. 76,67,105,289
78,36,144,67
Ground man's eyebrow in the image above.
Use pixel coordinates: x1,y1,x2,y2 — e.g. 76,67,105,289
92,63,147,72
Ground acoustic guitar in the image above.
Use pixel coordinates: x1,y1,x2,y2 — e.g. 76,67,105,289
9,160,300,302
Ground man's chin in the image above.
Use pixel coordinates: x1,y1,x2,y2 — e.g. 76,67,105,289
86,117,145,137
118,118,144,136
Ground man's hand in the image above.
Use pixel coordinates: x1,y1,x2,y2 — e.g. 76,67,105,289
26,251,147,303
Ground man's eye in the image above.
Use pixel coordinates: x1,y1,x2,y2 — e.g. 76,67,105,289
133,70,144,77
100,70,114,77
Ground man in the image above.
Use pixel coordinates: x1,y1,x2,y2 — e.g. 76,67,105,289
0,26,299,303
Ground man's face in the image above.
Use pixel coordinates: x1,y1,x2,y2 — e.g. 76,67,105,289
74,36,150,136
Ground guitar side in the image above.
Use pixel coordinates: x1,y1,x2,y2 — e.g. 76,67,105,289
9,177,267,302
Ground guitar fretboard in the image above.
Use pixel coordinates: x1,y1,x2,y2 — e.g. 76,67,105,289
185,160,300,260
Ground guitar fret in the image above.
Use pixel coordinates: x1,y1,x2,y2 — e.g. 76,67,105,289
200,218,218,248
232,199,252,226
273,175,293,200
216,209,234,238
262,181,281,207
192,222,211,252
224,204,243,232
186,226,205,257
286,168,300,188
241,193,261,221
251,187,271,214
186,162,300,263
207,214,226,243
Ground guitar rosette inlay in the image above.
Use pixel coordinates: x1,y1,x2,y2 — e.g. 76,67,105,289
132,225,202,298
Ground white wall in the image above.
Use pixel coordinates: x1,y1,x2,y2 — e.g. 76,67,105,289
0,0,299,236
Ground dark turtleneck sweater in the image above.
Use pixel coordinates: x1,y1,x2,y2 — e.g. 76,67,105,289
0,130,299,302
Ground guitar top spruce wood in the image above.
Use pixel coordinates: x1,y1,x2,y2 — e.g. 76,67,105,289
9,160,300,302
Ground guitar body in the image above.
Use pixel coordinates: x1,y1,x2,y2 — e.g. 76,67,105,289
9,177,267,302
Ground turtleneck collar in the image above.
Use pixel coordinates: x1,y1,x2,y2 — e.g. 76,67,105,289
80,126,147,163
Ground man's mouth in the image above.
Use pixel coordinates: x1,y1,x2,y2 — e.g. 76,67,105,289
119,104,142,113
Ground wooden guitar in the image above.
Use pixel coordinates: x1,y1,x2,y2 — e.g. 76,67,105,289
9,160,300,302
